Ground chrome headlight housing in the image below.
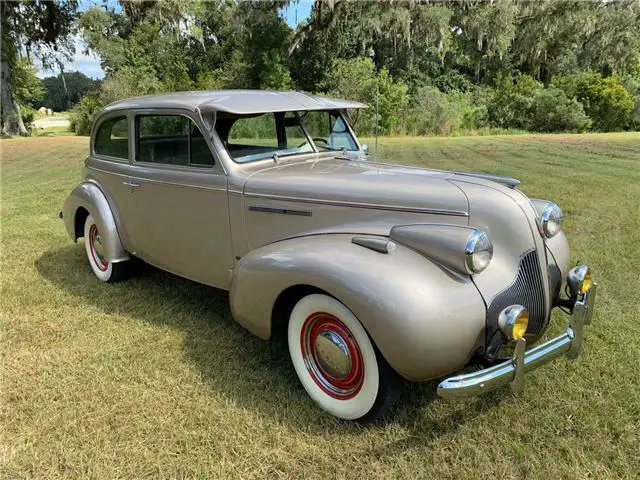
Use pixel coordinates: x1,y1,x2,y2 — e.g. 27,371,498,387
390,225,493,276
567,265,592,297
537,202,564,238
498,305,529,340
464,230,493,274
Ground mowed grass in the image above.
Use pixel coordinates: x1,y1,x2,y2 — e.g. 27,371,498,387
1,133,639,478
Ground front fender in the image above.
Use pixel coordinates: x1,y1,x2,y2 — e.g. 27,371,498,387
62,181,129,263
546,231,570,283
230,234,486,381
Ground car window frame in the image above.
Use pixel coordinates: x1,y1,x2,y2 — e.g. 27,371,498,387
92,113,131,164
222,111,319,164
133,111,217,170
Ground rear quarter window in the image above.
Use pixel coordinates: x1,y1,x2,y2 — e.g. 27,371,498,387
94,116,129,159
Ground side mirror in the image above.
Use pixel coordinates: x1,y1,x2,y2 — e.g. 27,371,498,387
361,144,368,155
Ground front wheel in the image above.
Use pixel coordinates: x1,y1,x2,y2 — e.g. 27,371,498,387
83,214,130,282
288,294,403,422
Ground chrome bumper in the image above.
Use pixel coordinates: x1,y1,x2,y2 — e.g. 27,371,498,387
437,282,597,399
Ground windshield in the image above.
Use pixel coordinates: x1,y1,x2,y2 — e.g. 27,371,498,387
216,110,358,163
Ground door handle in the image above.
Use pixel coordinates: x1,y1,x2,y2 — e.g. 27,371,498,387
122,180,140,188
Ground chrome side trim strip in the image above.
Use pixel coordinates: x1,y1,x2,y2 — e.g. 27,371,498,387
248,205,312,217
244,192,469,217
88,166,228,192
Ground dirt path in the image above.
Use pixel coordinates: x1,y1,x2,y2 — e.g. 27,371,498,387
33,116,71,129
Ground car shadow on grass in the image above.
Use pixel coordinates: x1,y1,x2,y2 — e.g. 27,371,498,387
36,244,503,440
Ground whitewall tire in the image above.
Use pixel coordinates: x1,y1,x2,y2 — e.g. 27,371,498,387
83,214,129,282
288,293,402,421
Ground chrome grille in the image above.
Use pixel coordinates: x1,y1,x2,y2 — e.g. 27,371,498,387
487,249,547,334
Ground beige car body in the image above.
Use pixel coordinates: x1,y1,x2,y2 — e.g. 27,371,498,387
63,90,575,384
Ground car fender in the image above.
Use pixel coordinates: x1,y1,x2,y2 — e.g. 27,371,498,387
62,181,130,263
545,231,570,281
230,234,486,381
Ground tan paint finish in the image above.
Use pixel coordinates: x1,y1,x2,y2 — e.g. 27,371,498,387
230,234,486,381
62,90,573,382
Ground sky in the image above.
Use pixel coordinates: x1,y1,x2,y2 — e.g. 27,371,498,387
35,0,314,80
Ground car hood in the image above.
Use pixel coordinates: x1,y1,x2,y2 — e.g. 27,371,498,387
243,158,469,216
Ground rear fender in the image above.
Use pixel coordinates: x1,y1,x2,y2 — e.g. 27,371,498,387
230,234,486,381
62,181,129,263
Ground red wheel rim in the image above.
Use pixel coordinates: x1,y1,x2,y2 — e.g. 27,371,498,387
88,224,108,271
300,312,364,400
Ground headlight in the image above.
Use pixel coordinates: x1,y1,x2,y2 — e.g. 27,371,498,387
498,305,529,340
390,225,493,276
567,265,592,297
539,202,564,238
464,230,493,273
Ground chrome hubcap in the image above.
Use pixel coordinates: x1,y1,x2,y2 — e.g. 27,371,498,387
94,234,105,261
300,312,364,400
315,330,352,379
89,224,108,271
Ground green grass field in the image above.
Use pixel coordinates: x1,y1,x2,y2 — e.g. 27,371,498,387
1,133,639,478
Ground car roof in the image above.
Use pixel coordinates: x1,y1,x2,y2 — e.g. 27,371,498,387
100,90,367,115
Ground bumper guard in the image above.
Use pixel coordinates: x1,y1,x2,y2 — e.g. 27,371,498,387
437,282,597,399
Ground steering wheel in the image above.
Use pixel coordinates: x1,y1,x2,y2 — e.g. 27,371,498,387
297,137,329,149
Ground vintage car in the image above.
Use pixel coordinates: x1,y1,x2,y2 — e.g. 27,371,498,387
61,90,596,422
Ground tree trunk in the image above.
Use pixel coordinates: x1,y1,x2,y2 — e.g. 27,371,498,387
1,58,28,136
58,61,69,110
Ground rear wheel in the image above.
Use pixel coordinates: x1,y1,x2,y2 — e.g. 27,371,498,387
288,293,403,422
83,214,129,282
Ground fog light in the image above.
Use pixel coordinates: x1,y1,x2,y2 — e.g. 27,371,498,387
567,265,592,297
498,305,529,341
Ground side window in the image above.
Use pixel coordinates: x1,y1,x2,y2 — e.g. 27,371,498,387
189,120,215,166
136,115,214,167
224,113,279,162
95,116,129,159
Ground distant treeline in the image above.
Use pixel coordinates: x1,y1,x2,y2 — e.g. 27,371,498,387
30,1,640,136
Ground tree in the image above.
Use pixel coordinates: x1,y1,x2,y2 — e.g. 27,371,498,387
1,0,77,136
42,71,99,111
324,57,408,135
14,58,44,107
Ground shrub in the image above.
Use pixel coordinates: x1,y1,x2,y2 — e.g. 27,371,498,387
487,74,543,130
461,104,490,131
553,72,634,131
70,94,102,136
621,73,640,130
376,67,409,135
324,57,408,135
407,87,463,135
20,105,37,132
529,87,591,132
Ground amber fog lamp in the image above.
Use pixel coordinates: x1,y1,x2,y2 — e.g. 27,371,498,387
567,265,592,297
498,305,529,341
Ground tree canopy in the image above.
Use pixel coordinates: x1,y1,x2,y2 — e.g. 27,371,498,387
1,0,77,135
5,0,640,136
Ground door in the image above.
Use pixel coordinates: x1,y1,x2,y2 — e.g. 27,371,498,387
121,112,233,289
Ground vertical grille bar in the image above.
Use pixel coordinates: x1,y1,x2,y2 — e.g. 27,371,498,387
487,250,547,334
